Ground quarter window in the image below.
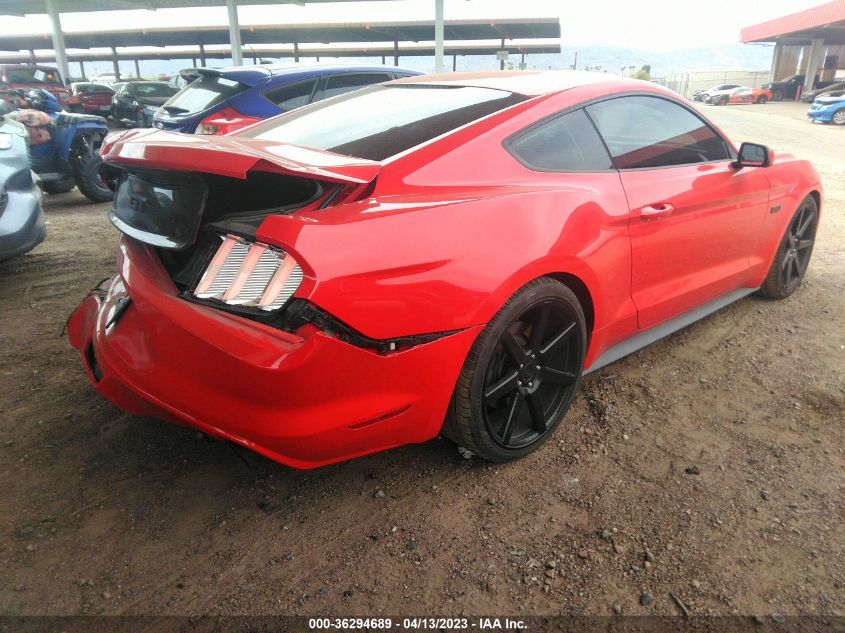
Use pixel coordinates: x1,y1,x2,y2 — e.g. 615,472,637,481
586,96,729,169
263,79,318,110
314,73,392,102
507,108,613,171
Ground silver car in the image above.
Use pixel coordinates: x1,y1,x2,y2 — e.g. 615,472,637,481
0,114,44,261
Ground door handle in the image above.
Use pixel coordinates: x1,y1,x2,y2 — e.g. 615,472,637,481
639,203,674,219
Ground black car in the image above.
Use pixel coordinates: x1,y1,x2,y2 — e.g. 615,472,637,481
801,80,845,103
112,81,178,128
760,74,833,101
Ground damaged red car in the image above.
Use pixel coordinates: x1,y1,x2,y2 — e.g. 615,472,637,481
68,71,822,469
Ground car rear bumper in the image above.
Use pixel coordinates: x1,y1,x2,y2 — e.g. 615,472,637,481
0,182,45,261
67,237,478,468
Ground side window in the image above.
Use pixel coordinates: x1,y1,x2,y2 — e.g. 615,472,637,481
506,108,613,171
586,96,730,169
263,79,317,111
314,74,391,102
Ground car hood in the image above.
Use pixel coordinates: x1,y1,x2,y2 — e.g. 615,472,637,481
815,96,845,105
100,127,381,184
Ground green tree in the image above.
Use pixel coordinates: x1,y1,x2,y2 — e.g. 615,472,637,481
632,64,652,81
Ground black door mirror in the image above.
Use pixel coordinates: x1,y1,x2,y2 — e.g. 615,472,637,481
733,142,772,168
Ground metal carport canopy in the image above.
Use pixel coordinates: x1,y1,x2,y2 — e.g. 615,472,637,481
0,0,465,84
0,41,562,67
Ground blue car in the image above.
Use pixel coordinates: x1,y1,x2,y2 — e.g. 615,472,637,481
153,63,422,135
807,91,845,125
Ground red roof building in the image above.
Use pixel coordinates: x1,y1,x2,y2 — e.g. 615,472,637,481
741,0,845,94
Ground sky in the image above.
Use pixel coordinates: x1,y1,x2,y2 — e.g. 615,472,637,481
0,0,829,52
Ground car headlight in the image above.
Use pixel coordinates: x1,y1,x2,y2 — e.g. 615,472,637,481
193,234,303,311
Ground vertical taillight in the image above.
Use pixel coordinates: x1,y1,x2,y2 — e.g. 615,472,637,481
193,234,303,311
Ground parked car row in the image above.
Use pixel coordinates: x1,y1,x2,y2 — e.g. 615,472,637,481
694,84,771,105
151,63,421,134
0,61,423,264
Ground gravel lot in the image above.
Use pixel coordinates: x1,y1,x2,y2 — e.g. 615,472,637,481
0,103,843,619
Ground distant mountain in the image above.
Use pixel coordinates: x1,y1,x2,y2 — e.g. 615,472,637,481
463,43,774,76
77,43,773,80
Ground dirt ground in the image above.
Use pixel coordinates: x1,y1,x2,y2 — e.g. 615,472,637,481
0,102,843,620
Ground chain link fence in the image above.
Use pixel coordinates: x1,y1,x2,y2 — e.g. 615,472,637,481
652,70,770,99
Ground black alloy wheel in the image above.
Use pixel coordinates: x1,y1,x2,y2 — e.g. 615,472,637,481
482,300,581,449
442,278,586,462
759,195,818,299
757,95,768,104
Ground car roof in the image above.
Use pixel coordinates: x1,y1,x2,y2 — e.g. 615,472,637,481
389,70,655,97
197,63,419,87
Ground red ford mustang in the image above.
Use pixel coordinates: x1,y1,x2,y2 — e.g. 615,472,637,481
67,71,821,469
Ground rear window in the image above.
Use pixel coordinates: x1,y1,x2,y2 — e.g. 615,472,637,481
241,84,526,161
76,83,112,93
162,74,246,115
133,83,178,98
3,68,62,85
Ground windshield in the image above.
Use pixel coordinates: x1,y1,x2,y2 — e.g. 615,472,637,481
162,74,246,114
240,84,526,161
133,83,178,98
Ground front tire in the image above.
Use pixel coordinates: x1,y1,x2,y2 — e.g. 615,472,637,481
772,90,783,101
74,151,113,203
40,179,76,195
758,195,818,299
442,278,586,462
135,109,146,128
832,109,845,125
757,95,768,104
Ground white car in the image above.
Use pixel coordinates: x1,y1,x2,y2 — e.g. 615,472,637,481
89,72,120,86
696,83,741,103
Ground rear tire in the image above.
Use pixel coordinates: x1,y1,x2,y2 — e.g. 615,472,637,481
757,195,818,299
74,151,113,204
441,278,586,462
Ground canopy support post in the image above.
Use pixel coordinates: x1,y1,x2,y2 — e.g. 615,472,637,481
45,0,70,84
434,0,444,72
226,0,244,66
111,46,121,81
